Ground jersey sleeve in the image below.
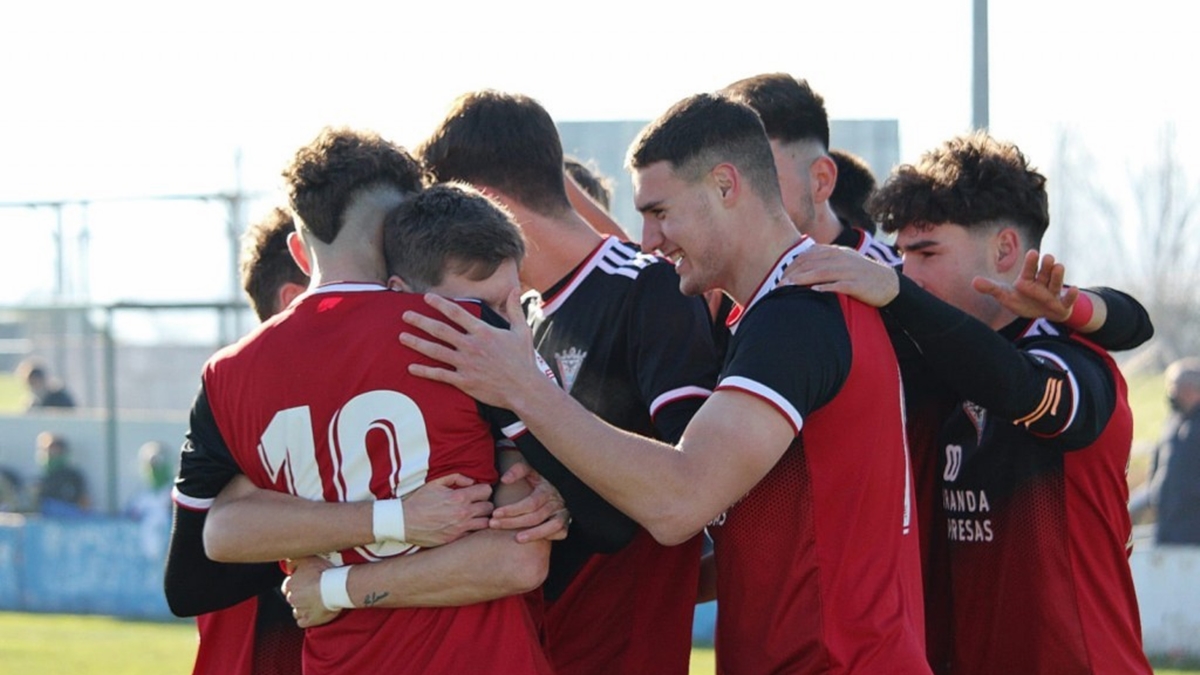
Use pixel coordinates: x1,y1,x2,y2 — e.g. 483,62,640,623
165,382,282,616
718,288,851,433
1013,336,1118,450
626,261,720,444
1065,286,1154,351
885,274,1116,448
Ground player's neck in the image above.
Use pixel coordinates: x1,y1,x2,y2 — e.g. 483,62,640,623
727,213,803,308
517,209,604,294
804,203,846,245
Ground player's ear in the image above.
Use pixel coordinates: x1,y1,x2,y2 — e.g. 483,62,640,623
809,154,837,204
994,227,1022,274
276,281,307,311
287,232,313,276
710,163,739,204
387,275,414,292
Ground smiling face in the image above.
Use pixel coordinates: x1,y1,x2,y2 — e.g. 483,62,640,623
633,161,726,297
896,222,1003,326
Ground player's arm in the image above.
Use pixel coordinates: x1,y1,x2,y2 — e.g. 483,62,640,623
399,290,842,546
165,384,281,617
970,250,1154,350
284,450,550,626
885,273,1119,446
203,472,494,563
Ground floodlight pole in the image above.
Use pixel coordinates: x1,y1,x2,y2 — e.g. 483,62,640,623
972,0,990,130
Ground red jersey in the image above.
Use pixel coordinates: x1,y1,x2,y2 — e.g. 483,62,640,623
710,241,929,674
189,284,551,675
937,323,1151,675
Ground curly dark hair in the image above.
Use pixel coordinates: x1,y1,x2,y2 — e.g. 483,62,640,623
282,127,423,244
720,73,829,149
417,91,572,217
870,131,1049,247
239,206,309,321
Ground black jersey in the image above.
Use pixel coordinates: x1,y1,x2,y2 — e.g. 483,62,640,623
832,224,902,267
883,277,1152,675
529,236,720,675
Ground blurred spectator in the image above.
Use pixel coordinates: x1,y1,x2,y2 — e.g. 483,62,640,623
828,148,878,234
564,154,614,212
14,357,77,410
31,432,90,516
126,441,174,558
1131,357,1200,544
0,465,25,512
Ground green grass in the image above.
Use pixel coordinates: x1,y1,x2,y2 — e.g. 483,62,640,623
0,612,197,675
1,612,1195,674
0,373,25,412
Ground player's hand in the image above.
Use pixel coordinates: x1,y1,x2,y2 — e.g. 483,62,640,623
972,249,1078,322
782,244,900,307
282,556,339,628
401,290,543,410
399,473,494,548
490,461,570,543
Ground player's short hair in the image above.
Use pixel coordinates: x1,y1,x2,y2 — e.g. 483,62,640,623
282,127,424,245
627,93,781,203
870,131,1050,248
14,357,47,383
383,183,525,292
720,73,830,149
416,90,572,217
829,149,879,233
564,155,614,212
239,207,309,321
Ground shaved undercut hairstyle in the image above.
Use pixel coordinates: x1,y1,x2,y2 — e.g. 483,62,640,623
282,127,424,244
416,90,572,217
720,73,830,149
239,206,309,321
383,182,525,292
626,93,782,203
869,131,1050,248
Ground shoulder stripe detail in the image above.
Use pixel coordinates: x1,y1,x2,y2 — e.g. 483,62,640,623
172,487,213,512
1021,348,1080,434
649,385,713,418
1012,378,1063,428
715,376,803,435
541,237,619,316
860,236,902,267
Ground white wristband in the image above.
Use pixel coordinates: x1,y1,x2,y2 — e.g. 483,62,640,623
372,499,406,543
319,566,354,611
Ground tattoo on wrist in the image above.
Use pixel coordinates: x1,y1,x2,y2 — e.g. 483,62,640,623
362,591,390,607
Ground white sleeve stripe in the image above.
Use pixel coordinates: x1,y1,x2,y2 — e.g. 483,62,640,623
172,487,213,512
715,376,804,434
1027,348,1080,432
502,420,528,439
649,386,713,417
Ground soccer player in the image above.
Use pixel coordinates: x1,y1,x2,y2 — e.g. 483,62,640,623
184,206,309,675
402,93,930,675
721,72,901,266
829,148,879,234
168,128,555,675
786,131,1154,675
414,90,721,675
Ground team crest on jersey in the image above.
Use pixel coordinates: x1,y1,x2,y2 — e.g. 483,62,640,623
962,400,987,444
555,347,587,393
